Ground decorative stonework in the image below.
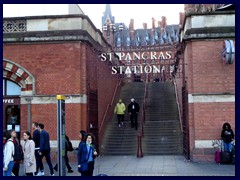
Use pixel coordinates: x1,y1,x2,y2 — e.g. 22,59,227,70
3,59,35,95
3,20,27,33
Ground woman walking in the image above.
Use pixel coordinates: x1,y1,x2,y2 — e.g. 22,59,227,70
22,131,36,176
78,133,97,176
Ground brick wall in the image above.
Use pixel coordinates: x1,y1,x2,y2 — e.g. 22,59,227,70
186,40,235,161
3,42,89,140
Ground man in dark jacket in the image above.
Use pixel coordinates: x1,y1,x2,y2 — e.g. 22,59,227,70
37,123,54,176
128,98,140,130
32,122,40,175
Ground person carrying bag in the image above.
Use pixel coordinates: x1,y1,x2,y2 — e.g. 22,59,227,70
78,133,97,176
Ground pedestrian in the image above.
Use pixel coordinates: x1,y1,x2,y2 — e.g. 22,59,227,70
221,122,234,152
37,123,54,176
114,99,126,127
32,122,40,175
12,137,22,176
78,133,97,176
53,135,74,173
76,130,87,151
22,131,36,176
128,98,140,130
3,130,16,176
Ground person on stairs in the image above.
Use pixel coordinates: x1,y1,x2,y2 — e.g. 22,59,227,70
114,99,126,127
128,98,140,130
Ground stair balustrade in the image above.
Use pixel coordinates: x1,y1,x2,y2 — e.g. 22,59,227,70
137,81,148,158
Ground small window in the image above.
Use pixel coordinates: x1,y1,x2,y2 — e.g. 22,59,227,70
3,79,21,96
3,79,5,95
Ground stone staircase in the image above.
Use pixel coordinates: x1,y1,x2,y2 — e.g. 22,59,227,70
142,82,183,155
101,81,183,156
101,82,145,155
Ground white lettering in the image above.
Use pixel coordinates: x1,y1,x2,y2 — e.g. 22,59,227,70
125,66,132,74
142,52,149,60
151,51,157,60
3,99,14,104
144,65,152,73
112,66,117,74
119,52,125,61
125,53,132,61
133,52,140,60
158,52,165,59
166,51,172,59
100,53,107,61
153,65,161,73
108,53,112,61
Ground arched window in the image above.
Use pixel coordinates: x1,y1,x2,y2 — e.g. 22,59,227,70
3,79,21,96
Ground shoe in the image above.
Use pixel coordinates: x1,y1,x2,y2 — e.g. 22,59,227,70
36,171,45,176
51,174,55,176
68,170,74,173
54,166,58,172
118,124,121,127
121,122,123,125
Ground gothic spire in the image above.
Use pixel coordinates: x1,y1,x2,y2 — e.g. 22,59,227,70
102,4,115,27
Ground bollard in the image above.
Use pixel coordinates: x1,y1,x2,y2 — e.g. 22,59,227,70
137,133,143,158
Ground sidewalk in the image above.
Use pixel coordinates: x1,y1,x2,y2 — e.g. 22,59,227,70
19,155,235,176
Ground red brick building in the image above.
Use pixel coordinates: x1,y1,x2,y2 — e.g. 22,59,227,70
101,4,235,161
177,4,235,161
3,4,235,162
3,13,122,159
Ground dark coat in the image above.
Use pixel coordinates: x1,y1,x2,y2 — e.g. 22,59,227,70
221,123,234,143
39,130,50,152
32,129,40,148
77,141,96,165
128,102,140,114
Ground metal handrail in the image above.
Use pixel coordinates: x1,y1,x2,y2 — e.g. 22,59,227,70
173,79,183,132
137,81,148,157
99,77,123,135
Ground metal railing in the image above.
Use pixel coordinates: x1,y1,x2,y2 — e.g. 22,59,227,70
173,79,183,132
98,77,123,142
137,81,148,157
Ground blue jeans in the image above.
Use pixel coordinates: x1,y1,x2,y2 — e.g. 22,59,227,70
223,142,232,152
3,161,14,176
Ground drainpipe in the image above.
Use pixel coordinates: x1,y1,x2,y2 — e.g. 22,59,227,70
25,97,33,132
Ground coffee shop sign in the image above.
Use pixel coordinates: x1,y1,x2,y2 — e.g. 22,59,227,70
3,99,14,104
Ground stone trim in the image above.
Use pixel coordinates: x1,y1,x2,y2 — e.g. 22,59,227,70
20,94,87,104
188,93,235,103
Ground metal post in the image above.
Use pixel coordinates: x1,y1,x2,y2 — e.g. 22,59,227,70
25,97,33,132
56,95,66,176
137,133,143,158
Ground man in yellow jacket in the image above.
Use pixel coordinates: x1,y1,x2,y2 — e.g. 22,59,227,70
114,99,126,127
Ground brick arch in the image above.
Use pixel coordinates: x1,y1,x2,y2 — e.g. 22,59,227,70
3,59,35,95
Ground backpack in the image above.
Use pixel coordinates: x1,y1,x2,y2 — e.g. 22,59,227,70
11,141,24,161
65,136,73,152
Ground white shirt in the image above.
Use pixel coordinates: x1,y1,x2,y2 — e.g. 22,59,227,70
3,139,15,168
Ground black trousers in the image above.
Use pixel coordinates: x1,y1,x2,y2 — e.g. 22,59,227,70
35,150,40,174
81,161,94,176
54,151,72,171
130,113,138,130
12,162,19,176
38,150,54,175
117,114,124,124
26,172,34,176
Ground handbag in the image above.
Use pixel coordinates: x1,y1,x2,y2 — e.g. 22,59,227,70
78,162,88,173
78,146,91,173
